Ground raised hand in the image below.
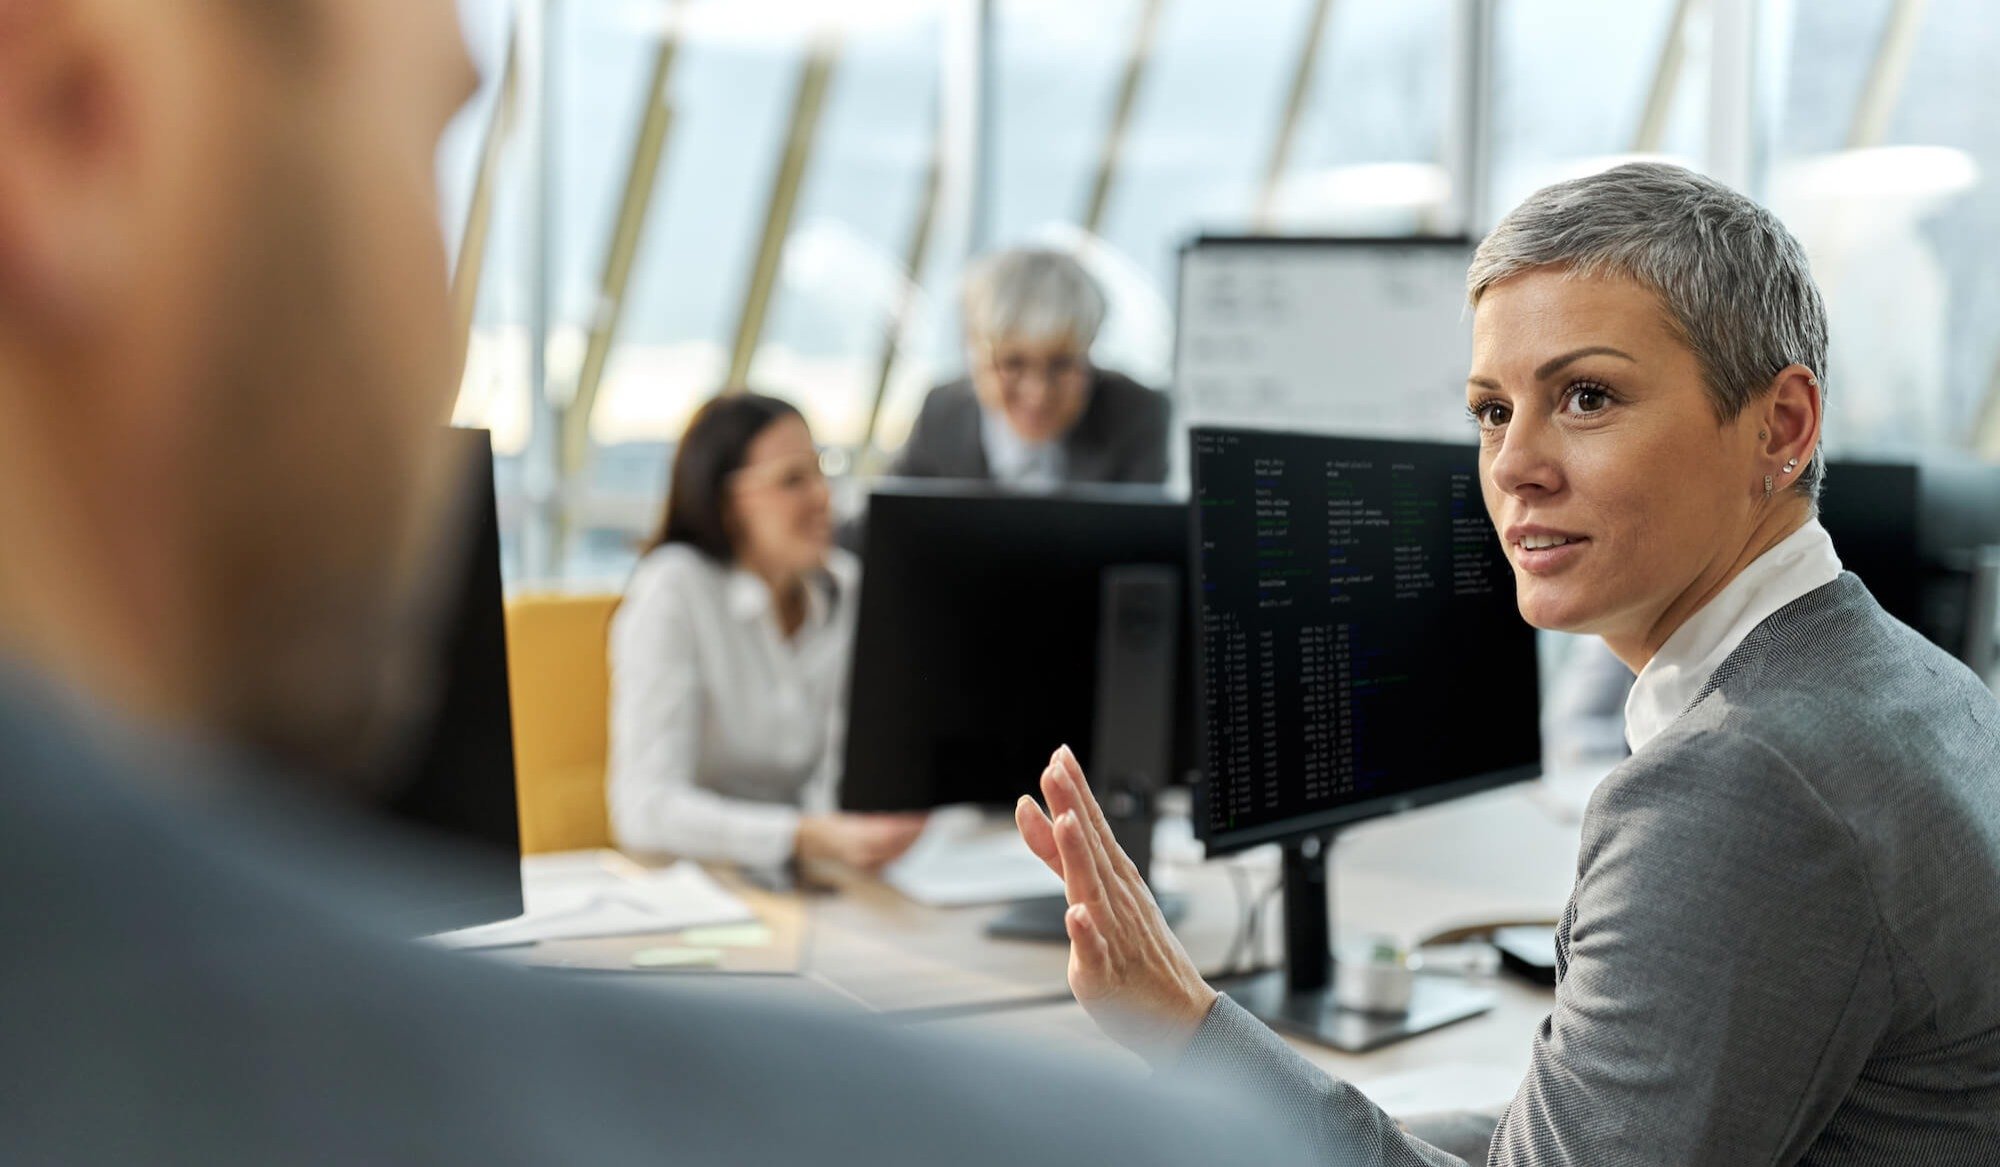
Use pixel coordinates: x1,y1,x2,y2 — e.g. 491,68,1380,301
1015,745,1218,1063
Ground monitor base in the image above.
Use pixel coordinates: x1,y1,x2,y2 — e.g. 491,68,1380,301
985,892,1187,943
1212,968,1493,1053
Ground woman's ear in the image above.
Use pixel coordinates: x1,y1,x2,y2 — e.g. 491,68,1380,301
1757,365,1822,482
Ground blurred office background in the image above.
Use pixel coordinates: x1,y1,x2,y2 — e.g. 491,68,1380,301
438,0,2000,587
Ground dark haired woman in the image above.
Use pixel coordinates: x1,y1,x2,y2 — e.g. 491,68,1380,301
608,393,925,870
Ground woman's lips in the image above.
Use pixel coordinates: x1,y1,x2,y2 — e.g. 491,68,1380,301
1513,537,1589,575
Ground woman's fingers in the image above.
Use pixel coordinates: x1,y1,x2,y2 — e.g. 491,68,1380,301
1039,749,1144,923
1054,746,1147,888
1015,795,1063,876
1053,809,1109,911
1040,757,1080,825
1065,902,1112,986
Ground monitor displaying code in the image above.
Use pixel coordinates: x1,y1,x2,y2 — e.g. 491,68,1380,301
1192,428,1540,848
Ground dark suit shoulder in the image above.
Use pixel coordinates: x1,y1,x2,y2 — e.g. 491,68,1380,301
1072,368,1172,484
0,681,1316,1167
917,376,980,417
890,379,983,479
1087,368,1169,417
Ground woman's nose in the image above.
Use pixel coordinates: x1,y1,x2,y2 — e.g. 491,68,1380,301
1488,417,1563,498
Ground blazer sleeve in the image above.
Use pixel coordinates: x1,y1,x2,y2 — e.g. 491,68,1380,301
1173,726,1889,1166
1174,998,1464,1166
604,561,803,867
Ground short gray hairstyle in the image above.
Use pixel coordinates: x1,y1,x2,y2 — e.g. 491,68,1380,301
962,248,1108,350
1467,162,1830,499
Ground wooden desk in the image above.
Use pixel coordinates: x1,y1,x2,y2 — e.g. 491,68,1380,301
495,783,1581,1114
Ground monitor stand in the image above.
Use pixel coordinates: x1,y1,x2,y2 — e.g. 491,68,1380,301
1209,832,1493,1053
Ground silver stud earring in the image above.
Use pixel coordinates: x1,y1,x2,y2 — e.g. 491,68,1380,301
1783,457,1799,474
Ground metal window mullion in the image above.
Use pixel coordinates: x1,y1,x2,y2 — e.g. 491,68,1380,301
724,28,844,391
1253,0,1337,232
562,8,688,483
1079,0,1165,238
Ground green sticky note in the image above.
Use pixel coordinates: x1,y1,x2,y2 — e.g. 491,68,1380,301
630,946,723,969
680,924,774,949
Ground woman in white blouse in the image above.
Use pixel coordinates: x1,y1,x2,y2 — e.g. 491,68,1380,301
608,393,925,871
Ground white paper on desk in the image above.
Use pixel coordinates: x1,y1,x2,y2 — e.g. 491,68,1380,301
433,854,754,949
883,806,1063,907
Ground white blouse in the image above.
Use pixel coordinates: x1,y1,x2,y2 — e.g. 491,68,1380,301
606,544,860,867
1623,518,1843,753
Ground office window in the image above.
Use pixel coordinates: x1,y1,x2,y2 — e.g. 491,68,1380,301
557,1,949,583
446,0,2000,585
1487,0,1702,219
1768,0,2000,459
977,0,1458,399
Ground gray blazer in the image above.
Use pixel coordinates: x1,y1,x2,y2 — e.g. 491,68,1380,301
1177,574,2000,1166
0,671,1318,1165
890,369,1172,485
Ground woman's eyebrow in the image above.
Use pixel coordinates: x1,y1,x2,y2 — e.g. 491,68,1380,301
1468,346,1641,392
1535,345,1639,380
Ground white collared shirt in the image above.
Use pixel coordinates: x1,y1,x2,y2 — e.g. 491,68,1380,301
1623,519,1844,754
979,405,1067,488
606,544,860,867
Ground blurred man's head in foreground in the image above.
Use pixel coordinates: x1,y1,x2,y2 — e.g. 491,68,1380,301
0,0,478,777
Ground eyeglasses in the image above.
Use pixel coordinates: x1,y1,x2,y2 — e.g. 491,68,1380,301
985,347,1090,386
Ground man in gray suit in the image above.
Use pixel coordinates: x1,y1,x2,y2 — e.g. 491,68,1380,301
891,249,1173,487
0,4,1317,1164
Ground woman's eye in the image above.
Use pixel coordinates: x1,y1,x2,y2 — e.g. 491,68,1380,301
1470,402,1510,429
1568,385,1611,414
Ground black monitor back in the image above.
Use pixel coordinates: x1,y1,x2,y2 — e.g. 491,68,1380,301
1817,460,1921,631
1819,456,2000,661
842,486,1192,812
1914,457,2000,662
380,428,524,933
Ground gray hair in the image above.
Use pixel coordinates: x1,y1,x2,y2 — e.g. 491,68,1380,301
1467,162,1829,499
961,248,1107,349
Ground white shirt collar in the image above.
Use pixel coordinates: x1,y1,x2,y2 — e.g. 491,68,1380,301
724,566,836,633
979,406,1066,488
1623,519,1843,753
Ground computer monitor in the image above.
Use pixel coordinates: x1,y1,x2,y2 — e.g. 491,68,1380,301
1816,456,2000,667
1817,460,1922,632
380,427,524,934
1190,426,1541,1051
1912,456,2000,667
842,483,1194,813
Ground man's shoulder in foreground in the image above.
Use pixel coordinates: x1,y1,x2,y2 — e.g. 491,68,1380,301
0,674,1315,1167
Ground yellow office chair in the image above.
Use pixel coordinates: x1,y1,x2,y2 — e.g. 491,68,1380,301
504,592,620,854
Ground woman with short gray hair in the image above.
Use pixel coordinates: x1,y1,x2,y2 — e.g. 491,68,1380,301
1003,163,2000,1164
890,247,1171,486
